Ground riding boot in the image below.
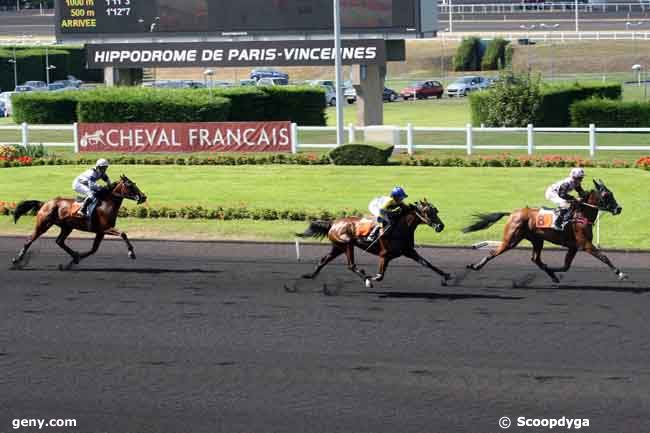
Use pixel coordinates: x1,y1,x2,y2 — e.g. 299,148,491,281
77,196,92,217
554,208,569,230
367,225,381,243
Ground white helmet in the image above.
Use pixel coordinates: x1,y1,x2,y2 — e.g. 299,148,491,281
95,158,109,169
570,167,585,179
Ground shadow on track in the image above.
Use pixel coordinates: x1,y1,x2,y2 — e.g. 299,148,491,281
364,291,524,301
11,267,223,275
522,284,650,294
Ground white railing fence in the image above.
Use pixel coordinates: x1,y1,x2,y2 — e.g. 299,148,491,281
2,122,650,157
438,30,650,42
294,123,650,156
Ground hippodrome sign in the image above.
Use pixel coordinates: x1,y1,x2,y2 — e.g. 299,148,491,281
77,122,292,153
86,40,385,68
56,0,435,38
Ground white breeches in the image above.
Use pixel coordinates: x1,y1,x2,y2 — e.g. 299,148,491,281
545,187,570,208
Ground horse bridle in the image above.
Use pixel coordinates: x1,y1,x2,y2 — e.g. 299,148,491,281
415,206,442,229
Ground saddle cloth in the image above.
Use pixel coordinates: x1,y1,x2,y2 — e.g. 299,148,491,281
356,218,377,238
536,208,558,229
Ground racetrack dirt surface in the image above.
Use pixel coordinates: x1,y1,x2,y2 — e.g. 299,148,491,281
1,237,649,433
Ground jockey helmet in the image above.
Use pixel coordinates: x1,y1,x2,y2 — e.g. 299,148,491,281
96,158,109,169
391,186,408,200
570,167,585,179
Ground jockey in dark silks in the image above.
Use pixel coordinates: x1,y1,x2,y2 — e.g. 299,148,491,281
545,167,586,230
367,186,408,243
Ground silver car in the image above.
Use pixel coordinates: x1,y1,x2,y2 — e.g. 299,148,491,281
446,76,490,97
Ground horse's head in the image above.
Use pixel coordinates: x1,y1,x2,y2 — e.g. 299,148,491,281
113,175,147,204
414,199,445,233
589,179,622,215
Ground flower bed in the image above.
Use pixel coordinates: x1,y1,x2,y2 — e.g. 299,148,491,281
636,156,650,170
402,154,634,168
0,202,365,221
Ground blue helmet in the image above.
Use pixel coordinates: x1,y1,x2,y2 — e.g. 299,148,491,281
390,186,408,200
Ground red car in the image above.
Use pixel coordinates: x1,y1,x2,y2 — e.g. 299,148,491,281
400,80,444,100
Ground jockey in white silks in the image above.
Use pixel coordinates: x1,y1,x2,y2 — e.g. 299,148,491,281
545,167,586,230
72,159,111,217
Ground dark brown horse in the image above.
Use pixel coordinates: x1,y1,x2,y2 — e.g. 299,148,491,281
464,180,626,283
298,199,451,288
11,175,147,269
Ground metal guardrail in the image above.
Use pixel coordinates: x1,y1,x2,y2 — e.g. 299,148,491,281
438,30,650,40
438,2,649,14
3,122,650,157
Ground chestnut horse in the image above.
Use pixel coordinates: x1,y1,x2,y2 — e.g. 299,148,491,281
464,180,626,283
297,199,451,288
11,175,147,269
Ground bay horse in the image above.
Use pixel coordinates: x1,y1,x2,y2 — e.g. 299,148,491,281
297,199,451,288
463,180,626,283
11,175,147,269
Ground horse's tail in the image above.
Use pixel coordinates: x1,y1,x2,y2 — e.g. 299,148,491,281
13,200,44,223
296,220,332,239
462,212,510,233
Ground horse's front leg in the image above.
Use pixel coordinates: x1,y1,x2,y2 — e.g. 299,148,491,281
404,249,451,283
344,244,369,282
104,227,136,260
584,243,628,280
368,255,393,287
78,233,105,260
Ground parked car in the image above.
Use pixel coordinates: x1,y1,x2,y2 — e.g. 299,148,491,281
322,85,337,106
23,80,47,90
0,91,16,116
47,82,67,91
250,68,289,81
400,80,444,100
446,76,490,97
239,79,257,86
344,86,357,104
0,100,6,117
14,85,33,92
256,77,288,86
383,87,399,102
308,79,335,87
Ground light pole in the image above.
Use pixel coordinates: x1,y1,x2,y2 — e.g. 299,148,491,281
8,47,18,90
626,21,643,68
204,69,215,96
441,27,449,84
333,0,344,146
540,23,559,80
448,0,453,33
574,0,579,32
520,24,536,71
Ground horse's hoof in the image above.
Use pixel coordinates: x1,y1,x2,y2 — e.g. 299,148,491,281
301,273,314,279
284,283,298,293
364,278,373,289
323,283,340,296
11,257,19,264
72,254,80,265
618,272,629,281
466,264,475,270
551,277,560,284
128,251,136,260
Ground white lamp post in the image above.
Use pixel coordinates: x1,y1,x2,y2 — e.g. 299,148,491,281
8,47,18,90
540,23,559,80
520,24,536,71
333,0,344,146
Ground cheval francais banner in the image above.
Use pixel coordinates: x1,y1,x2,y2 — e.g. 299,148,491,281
77,122,292,153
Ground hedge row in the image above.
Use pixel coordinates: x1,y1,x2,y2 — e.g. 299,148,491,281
470,81,622,127
0,46,101,93
0,153,644,169
536,82,622,127
0,202,365,221
11,86,327,126
480,38,510,71
570,98,650,127
453,37,483,72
